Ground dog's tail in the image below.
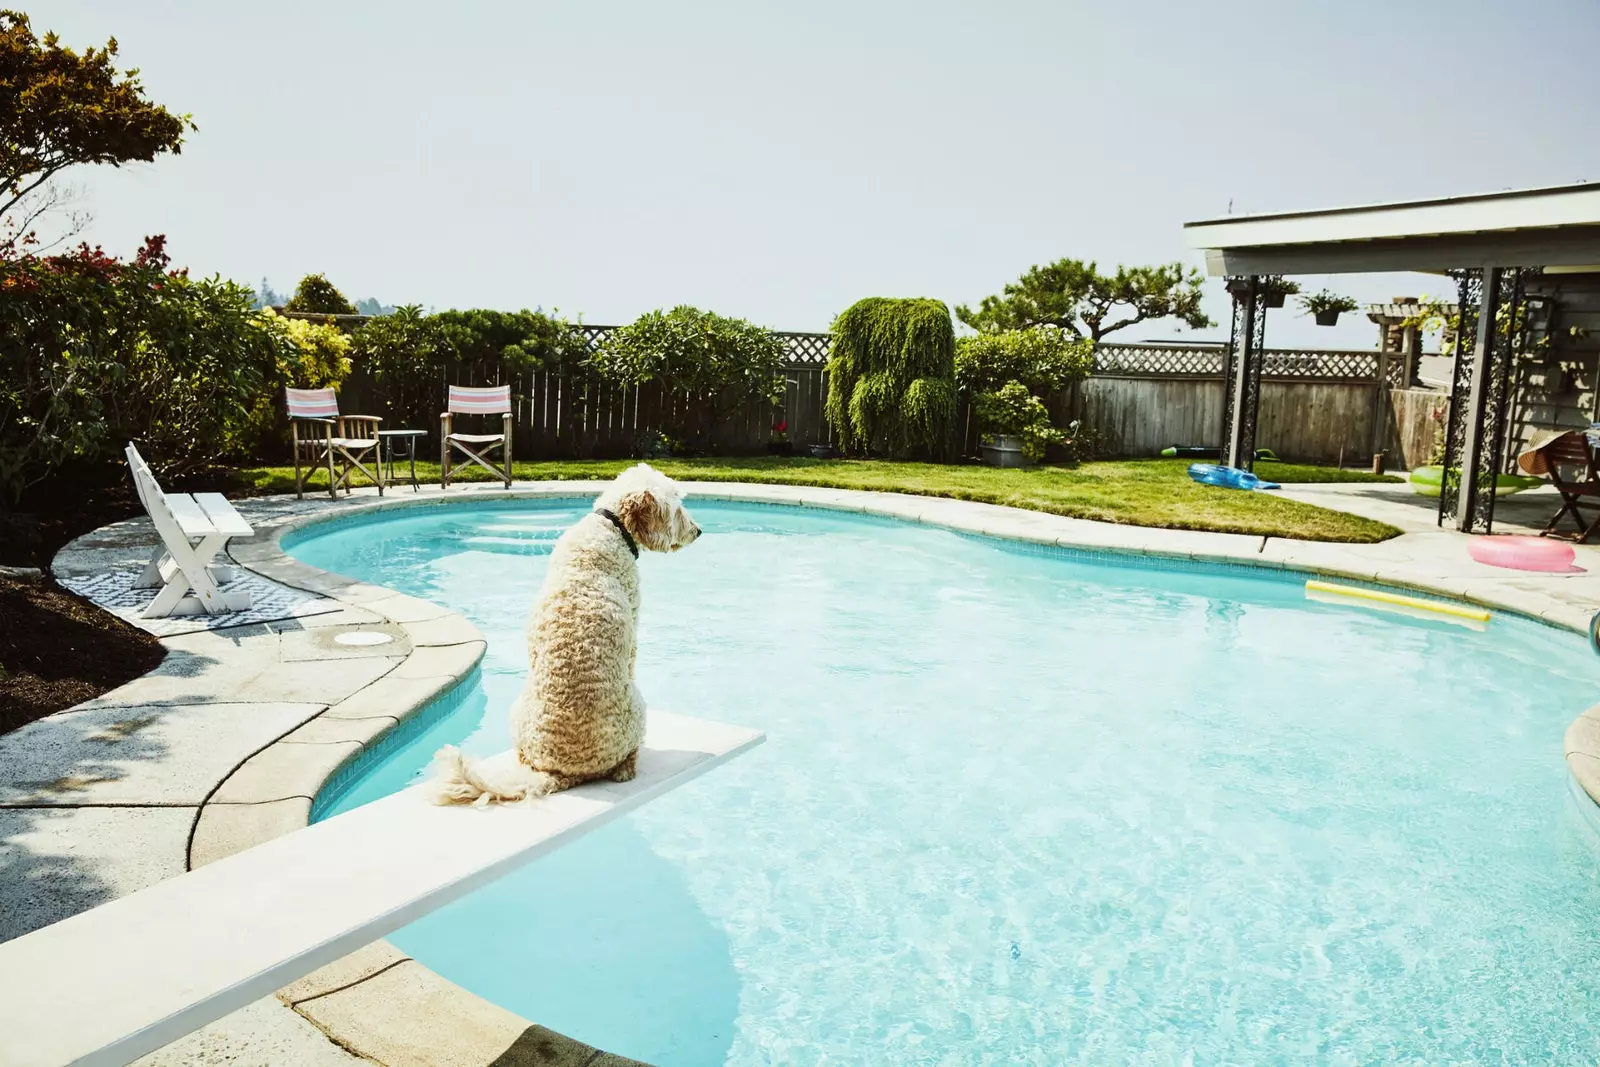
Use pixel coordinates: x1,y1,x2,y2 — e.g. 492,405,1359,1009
428,746,564,807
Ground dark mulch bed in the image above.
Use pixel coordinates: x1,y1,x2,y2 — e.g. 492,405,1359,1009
0,464,255,735
0,574,166,736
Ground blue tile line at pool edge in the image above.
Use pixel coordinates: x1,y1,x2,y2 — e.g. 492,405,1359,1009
309,666,481,823
279,492,1562,626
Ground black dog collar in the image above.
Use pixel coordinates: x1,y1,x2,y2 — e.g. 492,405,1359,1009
594,508,639,558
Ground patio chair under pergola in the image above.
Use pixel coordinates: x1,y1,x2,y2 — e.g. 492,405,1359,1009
1184,181,1600,533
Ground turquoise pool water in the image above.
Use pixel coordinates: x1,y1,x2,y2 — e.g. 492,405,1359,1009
291,500,1600,1066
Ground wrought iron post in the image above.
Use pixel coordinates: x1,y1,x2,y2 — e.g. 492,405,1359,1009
1219,276,1268,471
1437,267,1531,533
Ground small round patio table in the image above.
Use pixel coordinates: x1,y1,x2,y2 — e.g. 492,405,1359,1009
378,429,428,492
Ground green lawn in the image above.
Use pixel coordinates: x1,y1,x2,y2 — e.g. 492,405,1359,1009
240,456,1401,543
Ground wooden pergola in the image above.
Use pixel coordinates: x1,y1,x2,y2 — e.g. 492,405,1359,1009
1185,182,1600,532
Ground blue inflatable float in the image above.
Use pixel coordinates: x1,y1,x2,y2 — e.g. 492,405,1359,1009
1187,463,1281,491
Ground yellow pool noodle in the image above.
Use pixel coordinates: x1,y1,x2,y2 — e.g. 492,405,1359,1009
1304,580,1491,625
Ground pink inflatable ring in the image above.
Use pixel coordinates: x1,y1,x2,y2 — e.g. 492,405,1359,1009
1468,535,1581,573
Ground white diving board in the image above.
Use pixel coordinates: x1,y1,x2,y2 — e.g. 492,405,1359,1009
0,712,763,1067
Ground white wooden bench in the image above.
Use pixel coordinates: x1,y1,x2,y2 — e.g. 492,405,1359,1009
125,443,255,618
0,712,763,1067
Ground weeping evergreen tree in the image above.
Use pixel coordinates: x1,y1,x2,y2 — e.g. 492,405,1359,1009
824,297,957,459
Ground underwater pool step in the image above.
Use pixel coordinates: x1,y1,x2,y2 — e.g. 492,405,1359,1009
0,712,763,1067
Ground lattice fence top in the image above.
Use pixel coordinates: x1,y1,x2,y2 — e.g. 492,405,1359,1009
1095,343,1384,381
1095,344,1224,376
573,324,831,365
569,328,1383,380
775,331,832,364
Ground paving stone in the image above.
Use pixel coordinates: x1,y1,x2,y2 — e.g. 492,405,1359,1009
292,960,538,1067
131,995,370,1067
189,798,313,869
246,557,342,592
371,592,456,624
224,655,403,705
161,625,284,657
323,674,460,722
390,642,485,680
323,581,415,606
0,806,191,942
400,614,482,647
283,605,388,629
280,623,412,663
210,741,362,804
75,652,398,710
1565,711,1600,760
0,702,323,806
277,940,411,1004
279,715,397,747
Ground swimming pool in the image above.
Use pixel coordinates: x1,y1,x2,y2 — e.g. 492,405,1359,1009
289,498,1600,1066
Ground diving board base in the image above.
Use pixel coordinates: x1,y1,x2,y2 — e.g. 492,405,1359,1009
0,711,763,1067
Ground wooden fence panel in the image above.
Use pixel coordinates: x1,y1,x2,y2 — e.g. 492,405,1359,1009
327,332,1430,466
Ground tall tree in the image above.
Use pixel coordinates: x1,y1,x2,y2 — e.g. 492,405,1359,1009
957,259,1212,341
0,10,192,239
283,273,356,315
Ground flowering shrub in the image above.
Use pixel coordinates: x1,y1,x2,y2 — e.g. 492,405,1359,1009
0,236,313,502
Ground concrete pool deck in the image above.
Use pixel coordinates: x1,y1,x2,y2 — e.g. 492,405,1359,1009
5,477,1600,1066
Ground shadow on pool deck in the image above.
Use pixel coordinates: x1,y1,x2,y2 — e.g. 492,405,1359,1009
1277,480,1579,538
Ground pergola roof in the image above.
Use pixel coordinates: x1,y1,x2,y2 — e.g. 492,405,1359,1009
1185,181,1600,277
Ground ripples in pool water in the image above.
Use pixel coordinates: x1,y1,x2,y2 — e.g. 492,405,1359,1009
290,500,1600,1066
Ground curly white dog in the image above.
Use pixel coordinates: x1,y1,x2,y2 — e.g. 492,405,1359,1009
430,463,700,805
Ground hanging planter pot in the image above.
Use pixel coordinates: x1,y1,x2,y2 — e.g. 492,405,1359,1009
1299,290,1359,328
1263,292,1287,309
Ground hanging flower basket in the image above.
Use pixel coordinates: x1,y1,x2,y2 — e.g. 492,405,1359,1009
1300,290,1360,327
1258,277,1299,309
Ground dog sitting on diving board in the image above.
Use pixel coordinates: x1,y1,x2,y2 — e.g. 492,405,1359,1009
431,463,701,805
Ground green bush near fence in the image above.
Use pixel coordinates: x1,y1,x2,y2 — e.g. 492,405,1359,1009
348,306,588,430
956,326,1097,462
954,326,1094,396
825,297,957,460
590,306,785,452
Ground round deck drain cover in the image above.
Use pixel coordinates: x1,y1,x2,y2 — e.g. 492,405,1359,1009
334,630,395,647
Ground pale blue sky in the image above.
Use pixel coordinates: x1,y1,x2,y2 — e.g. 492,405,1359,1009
38,0,1600,347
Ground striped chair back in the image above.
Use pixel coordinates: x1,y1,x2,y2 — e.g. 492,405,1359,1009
447,385,512,415
285,387,340,419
